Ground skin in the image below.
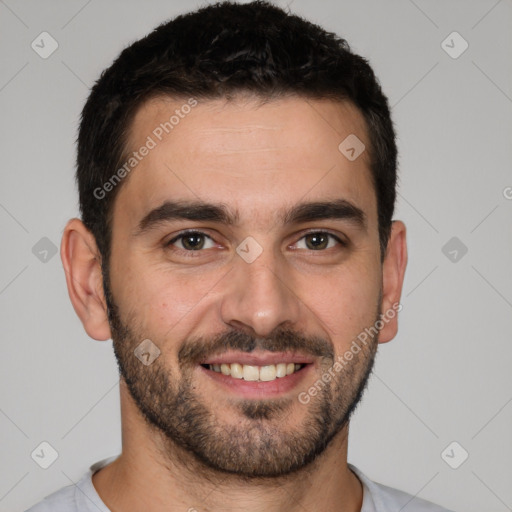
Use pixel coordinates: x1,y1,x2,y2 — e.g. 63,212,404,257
61,95,407,512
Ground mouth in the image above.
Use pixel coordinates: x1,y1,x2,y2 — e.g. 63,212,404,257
198,351,314,398
202,362,307,382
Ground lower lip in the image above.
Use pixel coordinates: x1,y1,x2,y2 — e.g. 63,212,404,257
198,364,313,399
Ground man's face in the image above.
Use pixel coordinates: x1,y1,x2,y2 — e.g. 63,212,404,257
105,96,383,477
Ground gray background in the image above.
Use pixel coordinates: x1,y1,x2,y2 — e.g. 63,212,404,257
1,1,511,511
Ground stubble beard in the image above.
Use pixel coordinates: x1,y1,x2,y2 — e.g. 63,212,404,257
103,271,379,479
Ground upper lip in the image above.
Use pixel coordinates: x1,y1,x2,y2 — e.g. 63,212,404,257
201,351,315,366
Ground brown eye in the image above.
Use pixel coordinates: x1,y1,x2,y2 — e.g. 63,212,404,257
167,231,215,251
295,231,343,251
305,232,329,250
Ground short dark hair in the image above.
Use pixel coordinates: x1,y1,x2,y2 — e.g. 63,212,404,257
77,0,397,267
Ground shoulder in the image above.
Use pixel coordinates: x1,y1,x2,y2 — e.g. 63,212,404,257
349,464,454,512
25,483,78,512
25,456,117,512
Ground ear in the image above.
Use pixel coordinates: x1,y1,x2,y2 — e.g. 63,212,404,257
60,218,112,341
378,220,407,344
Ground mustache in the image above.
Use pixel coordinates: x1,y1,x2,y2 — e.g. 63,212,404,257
178,327,334,367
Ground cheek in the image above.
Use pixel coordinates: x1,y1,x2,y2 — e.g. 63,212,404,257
308,261,381,340
119,261,224,334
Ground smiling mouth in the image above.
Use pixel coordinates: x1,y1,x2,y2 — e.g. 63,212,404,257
201,363,307,382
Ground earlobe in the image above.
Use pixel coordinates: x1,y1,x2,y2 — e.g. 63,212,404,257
378,220,408,344
60,218,112,341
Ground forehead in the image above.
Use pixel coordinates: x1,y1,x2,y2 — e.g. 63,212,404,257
115,95,376,229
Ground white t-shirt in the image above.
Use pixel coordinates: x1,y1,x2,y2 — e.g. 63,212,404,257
25,456,453,512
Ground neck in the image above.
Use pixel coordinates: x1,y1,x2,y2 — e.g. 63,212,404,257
92,382,363,512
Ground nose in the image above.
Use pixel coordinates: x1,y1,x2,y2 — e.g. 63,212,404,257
219,246,302,338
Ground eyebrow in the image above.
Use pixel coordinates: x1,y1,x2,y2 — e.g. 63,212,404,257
134,198,367,236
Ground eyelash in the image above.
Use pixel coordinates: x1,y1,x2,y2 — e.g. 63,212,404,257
165,229,346,257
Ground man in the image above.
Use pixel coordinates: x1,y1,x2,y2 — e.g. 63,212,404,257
27,2,452,511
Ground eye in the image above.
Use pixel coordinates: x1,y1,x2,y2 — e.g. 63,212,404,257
166,231,216,251
293,231,344,251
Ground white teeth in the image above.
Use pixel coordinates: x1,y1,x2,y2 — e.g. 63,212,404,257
242,365,259,381
260,365,277,381
207,362,305,381
276,363,287,378
230,363,243,379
